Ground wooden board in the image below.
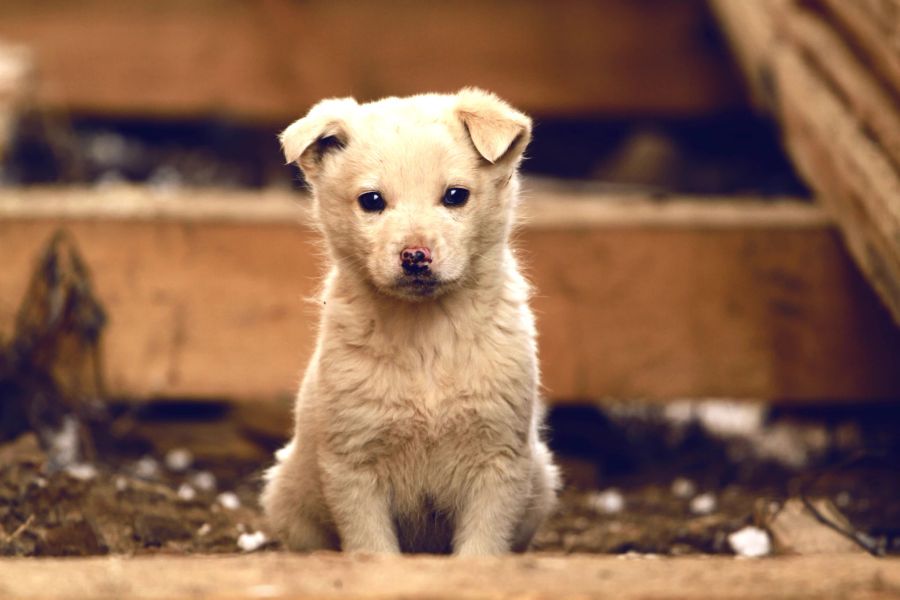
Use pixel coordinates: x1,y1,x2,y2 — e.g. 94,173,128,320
2,185,899,404
0,553,896,600
0,0,743,120
710,0,900,325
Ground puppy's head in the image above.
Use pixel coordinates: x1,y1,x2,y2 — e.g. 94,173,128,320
281,88,531,301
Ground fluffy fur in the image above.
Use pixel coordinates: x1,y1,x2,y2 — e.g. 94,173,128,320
260,88,560,555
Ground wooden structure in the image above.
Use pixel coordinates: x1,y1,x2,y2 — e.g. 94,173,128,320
0,553,897,600
0,0,741,120
711,0,900,325
2,184,899,404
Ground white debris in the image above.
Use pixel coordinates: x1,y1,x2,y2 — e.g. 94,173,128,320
115,476,128,492
587,489,625,514
64,463,98,481
237,530,269,552
728,526,771,558
217,491,241,510
33,476,47,488
190,471,217,492
164,448,193,472
197,523,212,537
49,416,81,467
690,492,717,515
134,456,160,479
671,477,696,499
177,483,197,502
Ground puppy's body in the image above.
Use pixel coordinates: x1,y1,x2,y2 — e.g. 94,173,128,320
261,90,559,555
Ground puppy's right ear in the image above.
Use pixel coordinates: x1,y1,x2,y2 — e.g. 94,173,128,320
279,97,358,180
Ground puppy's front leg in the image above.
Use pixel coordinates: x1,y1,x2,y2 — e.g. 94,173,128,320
453,460,528,556
321,457,399,553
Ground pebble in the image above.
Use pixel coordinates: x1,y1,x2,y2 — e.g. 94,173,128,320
690,492,717,515
134,456,160,479
197,523,212,537
177,483,197,502
671,477,696,499
587,489,625,514
237,530,269,552
164,448,193,473
217,491,241,510
190,471,217,492
64,463,98,481
728,526,771,557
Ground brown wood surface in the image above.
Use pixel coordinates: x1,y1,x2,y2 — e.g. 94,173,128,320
711,0,900,325
0,0,742,120
2,185,899,404
822,0,900,100
0,553,897,600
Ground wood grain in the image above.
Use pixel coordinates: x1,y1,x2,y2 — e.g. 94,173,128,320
711,0,900,325
2,185,899,404
0,0,742,119
0,553,896,600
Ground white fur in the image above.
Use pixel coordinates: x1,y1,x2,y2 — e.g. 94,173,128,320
261,89,560,555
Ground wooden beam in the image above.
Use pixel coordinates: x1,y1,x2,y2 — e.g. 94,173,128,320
711,0,900,324
0,553,897,600
0,0,742,120
2,185,899,404
821,0,900,101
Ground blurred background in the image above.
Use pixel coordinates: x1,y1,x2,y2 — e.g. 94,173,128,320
0,0,898,561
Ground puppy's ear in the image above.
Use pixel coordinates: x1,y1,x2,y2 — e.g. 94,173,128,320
456,88,532,165
279,97,358,179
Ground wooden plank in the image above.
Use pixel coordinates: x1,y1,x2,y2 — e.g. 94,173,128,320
821,0,900,100
707,0,787,111
779,7,900,170
0,0,742,120
2,185,899,404
711,0,900,325
0,553,897,600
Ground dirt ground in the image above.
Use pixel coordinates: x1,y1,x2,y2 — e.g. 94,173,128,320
1,399,899,559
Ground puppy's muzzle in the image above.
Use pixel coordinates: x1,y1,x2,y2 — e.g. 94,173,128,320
400,246,432,276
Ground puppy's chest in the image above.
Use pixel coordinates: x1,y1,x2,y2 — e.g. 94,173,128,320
323,333,532,458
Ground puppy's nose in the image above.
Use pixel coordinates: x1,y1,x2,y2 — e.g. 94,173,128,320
400,246,432,265
400,247,432,275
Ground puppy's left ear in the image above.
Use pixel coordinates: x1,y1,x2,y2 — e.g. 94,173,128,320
456,88,532,165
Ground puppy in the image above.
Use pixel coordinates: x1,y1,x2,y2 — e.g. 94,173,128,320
261,88,560,555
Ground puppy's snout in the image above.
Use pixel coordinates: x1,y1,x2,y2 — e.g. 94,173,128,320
400,246,432,274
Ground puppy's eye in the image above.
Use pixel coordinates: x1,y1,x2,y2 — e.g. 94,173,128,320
442,187,470,208
358,191,386,213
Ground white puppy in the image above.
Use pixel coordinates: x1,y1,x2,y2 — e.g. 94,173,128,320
261,88,560,555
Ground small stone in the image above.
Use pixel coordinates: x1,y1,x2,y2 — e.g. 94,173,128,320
728,526,771,558
177,483,196,502
671,477,696,499
587,489,625,514
164,448,193,473
190,471,217,492
690,493,717,515
217,491,241,510
237,530,269,552
134,456,160,479
197,523,212,537
64,463,98,481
